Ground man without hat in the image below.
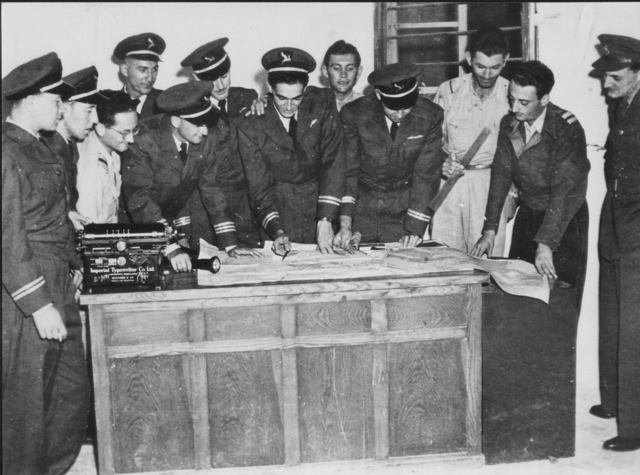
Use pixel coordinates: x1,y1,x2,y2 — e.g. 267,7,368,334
336,62,446,248
112,32,166,120
237,47,348,255
74,90,139,225
472,61,590,304
2,52,90,475
122,81,263,272
589,34,640,452
181,38,262,249
321,40,364,112
431,26,513,255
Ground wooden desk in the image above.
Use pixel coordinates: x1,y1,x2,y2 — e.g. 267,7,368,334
81,264,488,474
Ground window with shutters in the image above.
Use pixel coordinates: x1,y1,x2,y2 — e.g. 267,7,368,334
374,2,537,97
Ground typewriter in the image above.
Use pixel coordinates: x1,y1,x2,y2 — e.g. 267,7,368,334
77,223,174,293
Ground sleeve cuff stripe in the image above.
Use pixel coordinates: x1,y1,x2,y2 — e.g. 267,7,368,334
341,196,356,204
173,216,191,227
12,276,45,301
407,209,432,222
318,199,340,206
214,226,236,234
158,219,169,226
262,212,279,229
318,196,341,205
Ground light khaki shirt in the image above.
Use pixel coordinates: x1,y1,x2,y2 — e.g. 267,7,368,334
434,73,510,167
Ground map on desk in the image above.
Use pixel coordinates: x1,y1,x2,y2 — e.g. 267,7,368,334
197,240,549,303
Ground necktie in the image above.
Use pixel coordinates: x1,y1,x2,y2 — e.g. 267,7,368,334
288,116,297,146
179,142,188,163
218,99,229,124
390,121,399,141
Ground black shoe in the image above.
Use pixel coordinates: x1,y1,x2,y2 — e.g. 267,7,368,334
590,404,616,419
603,436,640,452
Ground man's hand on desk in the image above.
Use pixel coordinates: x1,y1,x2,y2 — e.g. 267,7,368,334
272,230,292,256
442,152,465,179
316,219,335,254
332,215,353,253
400,233,423,248
227,246,264,258
535,243,557,281
471,230,495,258
68,211,93,231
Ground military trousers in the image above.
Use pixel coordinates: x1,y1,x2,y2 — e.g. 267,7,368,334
2,254,90,475
598,250,640,438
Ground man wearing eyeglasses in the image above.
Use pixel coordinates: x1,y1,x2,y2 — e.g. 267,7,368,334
122,81,263,272
74,90,139,225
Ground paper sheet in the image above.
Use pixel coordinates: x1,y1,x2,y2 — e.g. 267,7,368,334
197,239,549,303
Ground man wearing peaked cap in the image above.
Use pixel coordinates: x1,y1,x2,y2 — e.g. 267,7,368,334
2,52,90,474
590,34,640,453
44,66,108,229
237,46,349,256
122,81,263,273
112,32,166,120
181,38,262,249
337,62,446,249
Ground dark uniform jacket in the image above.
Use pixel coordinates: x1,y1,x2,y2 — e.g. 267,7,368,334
2,122,79,316
189,87,261,248
139,87,163,121
340,94,446,237
121,114,238,249
599,92,640,259
46,131,79,210
236,86,344,239
484,103,590,251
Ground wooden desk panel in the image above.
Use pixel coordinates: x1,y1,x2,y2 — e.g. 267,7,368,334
83,269,487,474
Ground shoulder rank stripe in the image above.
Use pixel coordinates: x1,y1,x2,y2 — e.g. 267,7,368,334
341,196,356,204
561,111,573,119
567,116,577,124
318,195,341,206
407,209,432,223
12,276,45,301
214,221,236,234
262,211,279,229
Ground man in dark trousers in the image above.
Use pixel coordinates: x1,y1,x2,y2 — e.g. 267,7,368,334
113,32,166,120
122,81,262,272
2,52,89,475
237,47,347,255
337,63,446,248
181,38,262,249
472,61,590,302
589,34,640,453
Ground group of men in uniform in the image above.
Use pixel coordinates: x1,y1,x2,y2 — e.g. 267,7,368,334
2,24,639,473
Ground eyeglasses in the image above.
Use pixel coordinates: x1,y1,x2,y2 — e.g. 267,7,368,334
107,126,139,139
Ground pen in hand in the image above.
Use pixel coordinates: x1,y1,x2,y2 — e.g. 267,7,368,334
282,250,290,261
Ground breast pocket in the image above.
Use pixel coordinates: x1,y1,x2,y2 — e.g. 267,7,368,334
447,118,473,153
27,165,65,211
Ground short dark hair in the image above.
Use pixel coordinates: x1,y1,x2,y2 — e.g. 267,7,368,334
630,63,640,72
512,61,555,99
323,40,361,68
267,71,309,90
469,26,509,58
97,90,139,127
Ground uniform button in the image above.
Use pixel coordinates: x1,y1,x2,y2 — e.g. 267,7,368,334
620,130,624,135
55,170,61,175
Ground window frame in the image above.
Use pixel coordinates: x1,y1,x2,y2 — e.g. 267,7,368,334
374,2,538,95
